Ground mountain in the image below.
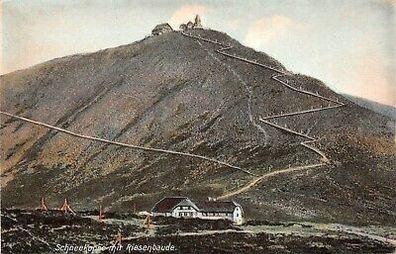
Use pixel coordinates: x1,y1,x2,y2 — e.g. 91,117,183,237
1,28,395,226
342,94,396,120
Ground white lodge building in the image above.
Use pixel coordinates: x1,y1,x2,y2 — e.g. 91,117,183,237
151,197,243,224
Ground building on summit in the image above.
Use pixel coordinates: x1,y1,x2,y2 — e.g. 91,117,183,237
153,15,203,34
180,15,204,31
186,21,194,29
179,23,187,30
193,14,203,29
152,23,173,36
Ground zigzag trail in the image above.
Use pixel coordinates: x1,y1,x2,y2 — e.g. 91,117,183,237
0,111,256,176
180,31,345,199
1,32,345,197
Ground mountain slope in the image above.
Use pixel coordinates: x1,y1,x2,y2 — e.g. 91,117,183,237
1,29,395,226
342,94,396,120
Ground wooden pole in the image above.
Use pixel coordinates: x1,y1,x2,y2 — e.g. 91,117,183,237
60,198,76,215
144,215,152,228
40,197,48,211
115,231,122,245
99,205,104,222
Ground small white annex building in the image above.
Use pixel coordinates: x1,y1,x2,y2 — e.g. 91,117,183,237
151,197,243,224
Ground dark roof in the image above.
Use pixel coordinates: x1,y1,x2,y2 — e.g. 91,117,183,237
152,23,173,31
152,197,187,213
196,201,240,213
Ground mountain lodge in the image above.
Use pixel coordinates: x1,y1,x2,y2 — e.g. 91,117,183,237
152,23,173,36
151,197,243,224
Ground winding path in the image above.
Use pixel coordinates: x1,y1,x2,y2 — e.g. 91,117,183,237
2,31,345,197
0,111,255,176
180,31,344,199
260,104,344,120
218,163,324,200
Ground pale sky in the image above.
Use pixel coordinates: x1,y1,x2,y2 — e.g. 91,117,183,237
2,0,395,106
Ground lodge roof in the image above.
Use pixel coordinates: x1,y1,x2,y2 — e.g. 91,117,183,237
151,197,187,213
152,23,173,31
196,201,240,213
152,197,241,213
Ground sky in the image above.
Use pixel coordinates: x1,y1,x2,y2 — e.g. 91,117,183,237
1,0,395,106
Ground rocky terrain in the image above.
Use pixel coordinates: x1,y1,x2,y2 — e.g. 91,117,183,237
2,209,395,254
1,28,395,228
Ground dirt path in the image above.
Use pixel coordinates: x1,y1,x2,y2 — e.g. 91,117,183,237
3,32,344,198
259,118,329,162
0,111,255,176
195,40,269,145
181,31,344,199
115,217,396,250
218,163,324,199
316,223,396,249
260,104,344,120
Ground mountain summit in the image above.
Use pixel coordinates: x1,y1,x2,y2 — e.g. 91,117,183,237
1,27,394,225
